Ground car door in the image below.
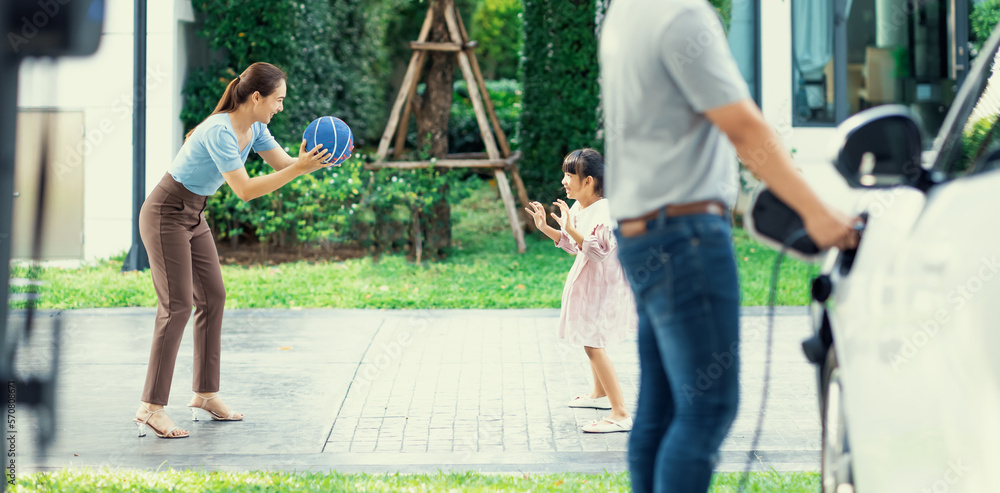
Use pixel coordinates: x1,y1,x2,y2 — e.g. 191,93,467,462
832,25,1000,493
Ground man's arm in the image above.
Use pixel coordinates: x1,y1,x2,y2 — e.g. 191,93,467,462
705,99,857,250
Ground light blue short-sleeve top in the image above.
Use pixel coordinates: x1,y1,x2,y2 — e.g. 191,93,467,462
169,112,280,196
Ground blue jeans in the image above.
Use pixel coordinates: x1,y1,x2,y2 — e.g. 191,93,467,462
615,213,740,493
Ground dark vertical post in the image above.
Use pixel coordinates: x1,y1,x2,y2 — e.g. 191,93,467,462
0,55,19,385
122,0,149,272
833,0,848,123
952,0,969,87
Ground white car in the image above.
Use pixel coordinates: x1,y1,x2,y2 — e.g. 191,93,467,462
747,22,1000,493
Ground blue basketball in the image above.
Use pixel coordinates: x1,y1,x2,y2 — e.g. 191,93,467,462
303,116,354,166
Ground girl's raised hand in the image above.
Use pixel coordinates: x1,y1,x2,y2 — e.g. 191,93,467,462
551,199,570,229
524,201,548,229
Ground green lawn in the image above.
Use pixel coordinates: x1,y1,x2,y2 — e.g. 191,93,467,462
9,182,816,309
12,470,819,492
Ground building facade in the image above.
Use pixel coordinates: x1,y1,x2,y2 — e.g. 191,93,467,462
14,0,193,261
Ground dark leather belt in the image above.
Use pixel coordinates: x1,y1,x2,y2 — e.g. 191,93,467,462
618,200,727,237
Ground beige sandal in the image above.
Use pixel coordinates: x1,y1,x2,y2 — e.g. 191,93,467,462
133,405,189,438
188,392,244,421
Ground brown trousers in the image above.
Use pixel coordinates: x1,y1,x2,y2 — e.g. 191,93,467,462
139,173,226,405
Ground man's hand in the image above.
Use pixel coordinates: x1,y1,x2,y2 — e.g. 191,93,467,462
803,205,860,251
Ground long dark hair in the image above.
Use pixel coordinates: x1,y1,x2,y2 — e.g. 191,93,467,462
562,148,605,196
185,62,287,139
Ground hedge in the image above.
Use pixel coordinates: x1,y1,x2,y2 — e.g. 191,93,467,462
519,0,604,207
183,0,387,148
518,0,732,208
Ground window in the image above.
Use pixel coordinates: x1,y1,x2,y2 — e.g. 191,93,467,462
728,0,761,105
792,0,969,134
792,0,836,124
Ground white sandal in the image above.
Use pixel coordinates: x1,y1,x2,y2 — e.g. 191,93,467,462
568,394,612,409
582,416,633,433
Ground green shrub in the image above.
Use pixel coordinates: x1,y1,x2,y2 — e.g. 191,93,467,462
204,150,370,250
955,115,998,175
181,0,479,257
202,142,480,257
972,0,1000,51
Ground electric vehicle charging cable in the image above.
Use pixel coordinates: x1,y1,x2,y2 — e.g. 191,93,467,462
737,215,866,492
736,228,810,492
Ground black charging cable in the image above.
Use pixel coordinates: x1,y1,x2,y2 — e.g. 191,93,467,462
737,228,811,493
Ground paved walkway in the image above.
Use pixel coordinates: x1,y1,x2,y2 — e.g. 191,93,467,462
9,308,819,474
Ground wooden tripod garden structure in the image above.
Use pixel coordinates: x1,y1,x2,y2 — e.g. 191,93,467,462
367,0,530,253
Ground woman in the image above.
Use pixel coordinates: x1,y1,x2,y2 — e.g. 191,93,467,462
133,62,342,438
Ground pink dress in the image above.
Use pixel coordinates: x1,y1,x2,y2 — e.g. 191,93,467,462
555,199,638,348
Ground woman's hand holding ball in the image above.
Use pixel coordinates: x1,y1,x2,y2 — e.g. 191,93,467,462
294,139,331,174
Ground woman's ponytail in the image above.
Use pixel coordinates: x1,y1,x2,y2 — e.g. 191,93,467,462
184,63,286,140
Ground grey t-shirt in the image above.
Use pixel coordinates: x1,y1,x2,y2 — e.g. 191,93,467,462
600,0,750,221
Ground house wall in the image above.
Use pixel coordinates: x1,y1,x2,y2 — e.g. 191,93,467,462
15,0,193,261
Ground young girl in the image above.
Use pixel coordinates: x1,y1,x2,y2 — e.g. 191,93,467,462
524,148,637,433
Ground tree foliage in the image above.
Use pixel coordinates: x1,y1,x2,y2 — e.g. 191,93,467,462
470,0,522,80
184,0,387,145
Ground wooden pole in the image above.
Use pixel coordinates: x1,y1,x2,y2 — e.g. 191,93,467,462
509,163,531,220
366,158,508,169
443,2,499,160
371,0,527,253
393,50,426,159
409,41,463,51
455,7,511,158
376,7,435,161
443,1,523,252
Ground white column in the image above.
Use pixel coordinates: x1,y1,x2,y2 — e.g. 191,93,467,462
876,0,909,48
146,0,193,197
